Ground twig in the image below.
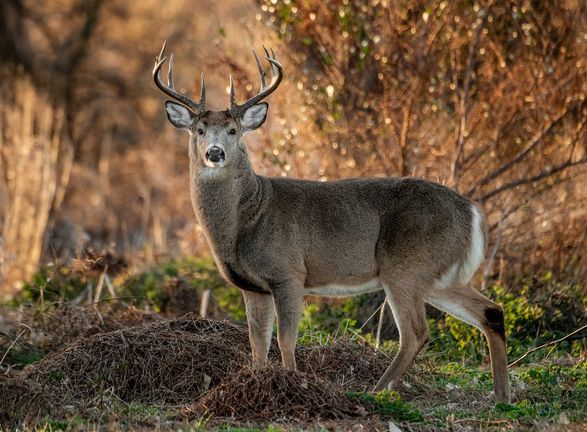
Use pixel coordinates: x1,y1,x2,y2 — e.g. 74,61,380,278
104,273,116,298
200,289,211,318
375,301,386,350
359,301,384,331
466,102,582,197
0,323,32,368
508,323,587,368
93,267,107,303
480,157,587,201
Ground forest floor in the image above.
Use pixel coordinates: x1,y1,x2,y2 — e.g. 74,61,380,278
0,258,585,431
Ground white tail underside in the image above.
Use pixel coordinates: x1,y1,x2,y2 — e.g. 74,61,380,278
434,204,485,290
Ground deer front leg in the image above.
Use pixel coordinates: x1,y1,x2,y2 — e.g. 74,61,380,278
271,281,305,370
243,290,275,369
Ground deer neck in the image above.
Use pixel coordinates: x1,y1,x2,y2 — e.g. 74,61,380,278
189,153,267,263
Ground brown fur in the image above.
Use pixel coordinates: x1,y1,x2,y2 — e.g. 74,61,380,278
161,97,510,404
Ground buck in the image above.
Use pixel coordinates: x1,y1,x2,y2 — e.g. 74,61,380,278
153,42,511,403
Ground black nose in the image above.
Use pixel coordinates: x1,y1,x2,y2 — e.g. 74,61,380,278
206,146,225,163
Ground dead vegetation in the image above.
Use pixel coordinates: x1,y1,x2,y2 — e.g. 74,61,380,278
20,316,252,405
0,313,390,427
19,302,160,351
1,306,585,430
0,369,55,425
297,340,390,391
186,365,365,421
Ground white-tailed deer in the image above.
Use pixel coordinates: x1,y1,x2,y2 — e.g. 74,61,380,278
153,42,511,403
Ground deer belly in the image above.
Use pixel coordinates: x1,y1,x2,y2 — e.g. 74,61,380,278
305,278,382,297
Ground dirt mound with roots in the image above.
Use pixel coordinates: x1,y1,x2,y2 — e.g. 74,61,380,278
20,315,252,405
0,370,56,425
297,339,390,391
19,302,161,351
1,314,390,425
186,365,366,420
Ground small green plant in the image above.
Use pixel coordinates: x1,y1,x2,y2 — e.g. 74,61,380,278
348,390,424,422
19,265,87,303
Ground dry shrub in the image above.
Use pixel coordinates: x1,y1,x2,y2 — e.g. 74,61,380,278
22,315,251,404
297,338,390,391
187,365,365,421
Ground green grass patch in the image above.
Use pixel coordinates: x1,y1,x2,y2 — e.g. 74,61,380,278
348,390,424,422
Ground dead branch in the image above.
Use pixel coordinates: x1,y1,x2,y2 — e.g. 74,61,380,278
509,323,587,368
467,101,583,197
480,157,587,202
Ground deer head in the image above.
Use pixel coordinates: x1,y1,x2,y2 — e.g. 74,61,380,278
153,42,283,169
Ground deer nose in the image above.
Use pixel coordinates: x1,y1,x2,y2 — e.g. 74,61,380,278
206,146,225,163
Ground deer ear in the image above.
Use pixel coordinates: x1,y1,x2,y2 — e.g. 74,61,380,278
240,103,268,132
165,101,195,130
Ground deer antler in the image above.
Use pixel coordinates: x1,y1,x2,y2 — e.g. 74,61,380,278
153,41,206,114
229,47,283,118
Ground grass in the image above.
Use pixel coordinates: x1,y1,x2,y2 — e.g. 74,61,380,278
9,361,585,430
2,258,586,431
348,390,424,422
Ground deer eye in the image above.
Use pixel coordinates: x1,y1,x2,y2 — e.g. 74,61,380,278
197,128,204,135
229,128,237,135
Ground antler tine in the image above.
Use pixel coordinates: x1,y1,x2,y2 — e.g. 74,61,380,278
153,41,202,114
253,50,267,90
157,40,167,63
269,48,281,78
261,46,280,82
200,73,206,110
167,53,175,89
229,47,283,118
229,75,236,108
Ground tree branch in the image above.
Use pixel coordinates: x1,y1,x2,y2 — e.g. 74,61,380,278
479,157,587,202
450,0,494,187
466,101,583,197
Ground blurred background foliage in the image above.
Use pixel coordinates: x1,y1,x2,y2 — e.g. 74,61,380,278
0,0,586,333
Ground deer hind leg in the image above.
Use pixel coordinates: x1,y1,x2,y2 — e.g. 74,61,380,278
243,290,275,369
271,281,305,370
427,285,511,403
373,282,430,392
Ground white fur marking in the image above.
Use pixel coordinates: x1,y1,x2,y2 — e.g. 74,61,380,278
434,263,459,290
457,205,485,285
427,295,483,330
433,204,485,289
306,278,382,297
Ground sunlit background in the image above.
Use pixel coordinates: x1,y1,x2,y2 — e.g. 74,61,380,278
1,0,586,296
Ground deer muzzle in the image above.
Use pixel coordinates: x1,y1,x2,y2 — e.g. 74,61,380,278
205,146,225,164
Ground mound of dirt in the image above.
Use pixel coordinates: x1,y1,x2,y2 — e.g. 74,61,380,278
22,314,252,404
297,339,390,391
187,365,366,421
